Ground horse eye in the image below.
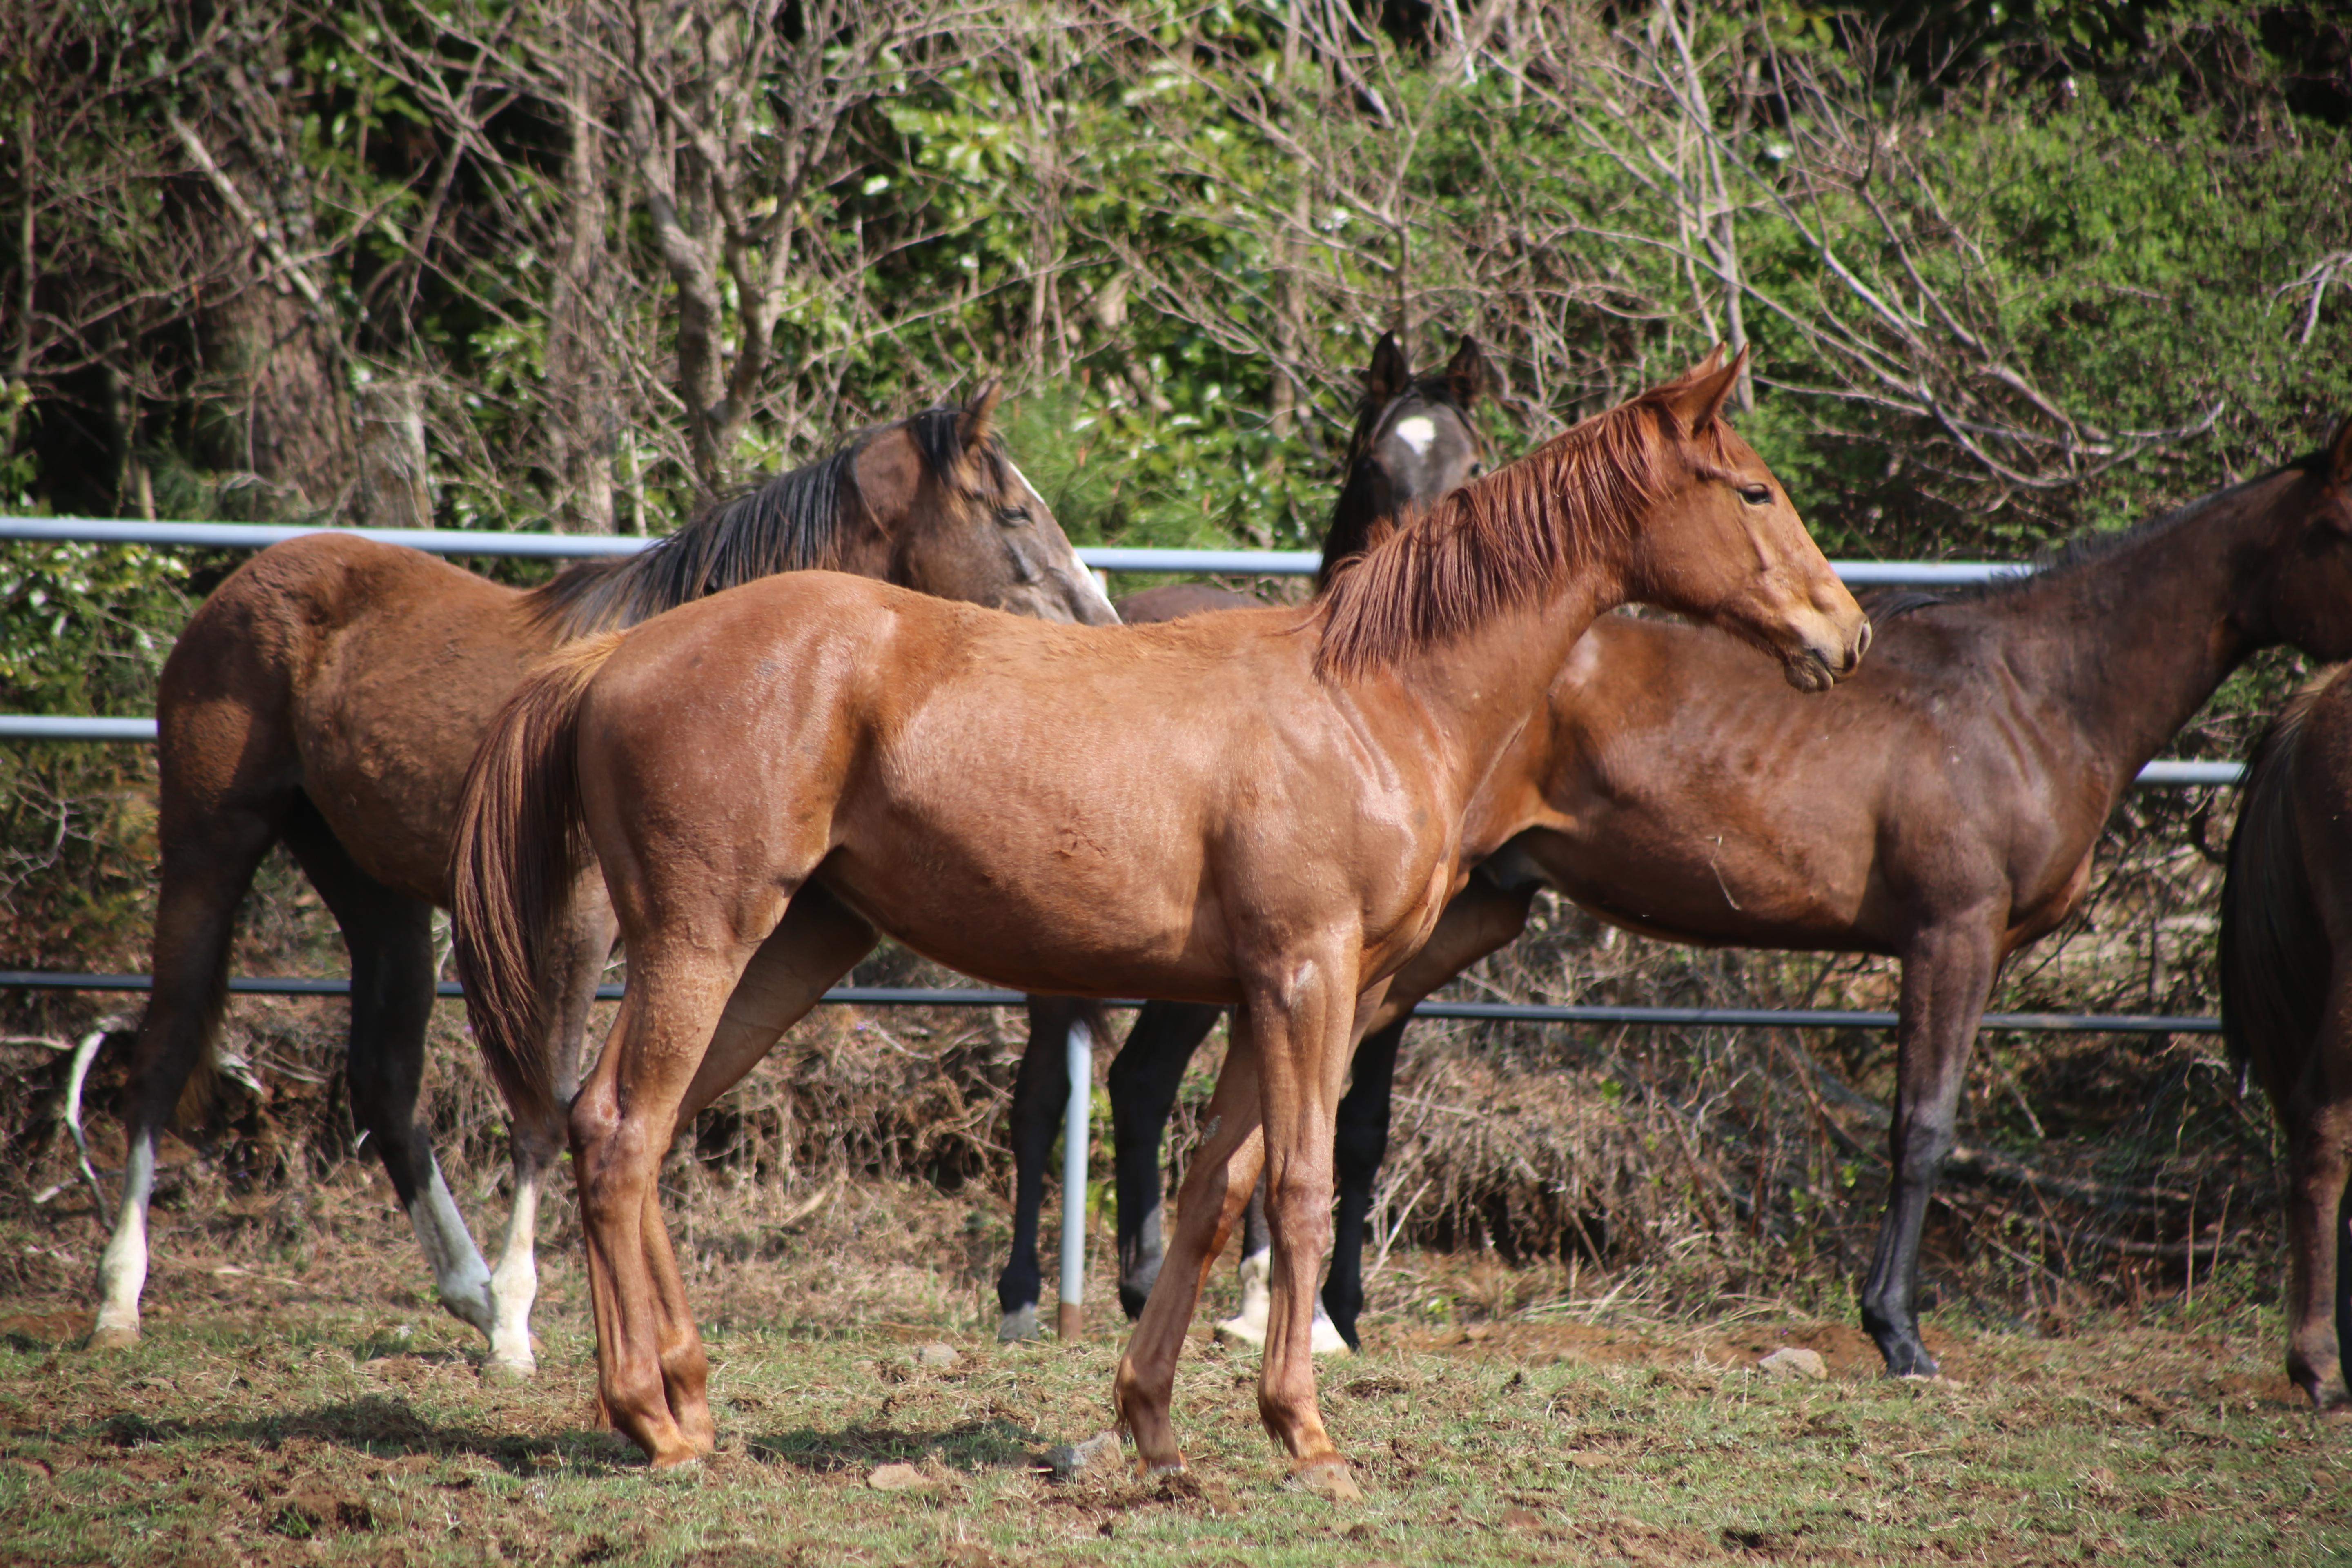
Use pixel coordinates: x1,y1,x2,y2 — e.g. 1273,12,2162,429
999,507,1031,527
1739,483,1772,506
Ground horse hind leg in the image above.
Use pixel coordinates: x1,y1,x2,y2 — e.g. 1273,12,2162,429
93,797,284,1349
279,796,494,1339
486,880,617,1379
1109,1001,1223,1318
2283,996,2352,1412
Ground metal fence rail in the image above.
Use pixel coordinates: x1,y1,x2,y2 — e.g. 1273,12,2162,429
2,513,2010,584
0,969,2220,1035
0,712,2250,787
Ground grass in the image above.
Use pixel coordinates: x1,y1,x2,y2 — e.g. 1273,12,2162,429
0,1175,2345,1567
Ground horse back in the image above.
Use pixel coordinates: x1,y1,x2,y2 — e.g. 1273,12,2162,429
160,532,548,904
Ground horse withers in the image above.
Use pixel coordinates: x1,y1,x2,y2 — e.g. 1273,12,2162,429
91,384,1114,1373
450,349,1868,1481
2223,650,2352,1412
997,330,1490,1348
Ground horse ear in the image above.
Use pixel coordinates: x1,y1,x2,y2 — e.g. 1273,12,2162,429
1443,335,1489,408
1365,332,1409,403
1659,345,1745,434
959,378,1004,450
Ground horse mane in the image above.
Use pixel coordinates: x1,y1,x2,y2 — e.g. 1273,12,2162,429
1864,455,2324,624
1315,395,1711,679
522,404,993,638
2219,675,2333,1077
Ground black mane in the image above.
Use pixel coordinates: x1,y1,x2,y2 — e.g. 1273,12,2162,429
524,404,987,638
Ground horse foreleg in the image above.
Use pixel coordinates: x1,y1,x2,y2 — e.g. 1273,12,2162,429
487,880,618,1379
1249,960,1358,1499
1108,1001,1223,1317
1859,918,1998,1378
95,810,278,1348
2284,981,2352,1411
283,800,494,1339
998,996,1084,1340
1114,1037,1264,1474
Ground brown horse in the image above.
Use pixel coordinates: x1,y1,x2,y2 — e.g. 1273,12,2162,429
2222,659,2352,1412
999,330,1490,1344
91,387,1115,1372
1224,415,2352,1375
450,350,1869,1480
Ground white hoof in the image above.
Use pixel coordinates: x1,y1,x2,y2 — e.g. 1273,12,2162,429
1310,1309,1351,1357
481,1352,537,1383
998,1304,1040,1343
88,1317,140,1352
1213,1254,1348,1354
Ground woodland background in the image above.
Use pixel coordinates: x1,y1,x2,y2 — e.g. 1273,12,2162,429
4,0,2352,1333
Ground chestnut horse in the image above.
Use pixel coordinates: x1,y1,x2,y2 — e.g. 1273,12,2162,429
998,331,1490,1345
2222,658,2352,1412
91,387,1114,1371
450,350,1869,1480
1111,416,2352,1376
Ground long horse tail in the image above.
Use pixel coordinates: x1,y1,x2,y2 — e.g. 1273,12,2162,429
2220,682,2332,1091
450,632,627,1122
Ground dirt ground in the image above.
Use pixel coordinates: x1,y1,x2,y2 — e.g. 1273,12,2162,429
0,1172,2344,1567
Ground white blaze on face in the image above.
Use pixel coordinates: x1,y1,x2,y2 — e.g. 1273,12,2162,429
1393,415,1438,457
1008,456,1117,618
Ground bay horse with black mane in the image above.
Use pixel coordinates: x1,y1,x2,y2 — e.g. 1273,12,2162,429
91,385,1114,1372
2222,653,2352,1412
450,350,1869,1481
998,330,1490,1346
1104,413,2352,1378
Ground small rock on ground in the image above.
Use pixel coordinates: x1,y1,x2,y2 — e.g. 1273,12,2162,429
1757,1346,1828,1381
915,1342,961,1370
868,1462,935,1492
1047,1430,1122,1482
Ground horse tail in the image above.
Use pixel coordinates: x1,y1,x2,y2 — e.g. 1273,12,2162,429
450,632,626,1123
2221,682,2332,1092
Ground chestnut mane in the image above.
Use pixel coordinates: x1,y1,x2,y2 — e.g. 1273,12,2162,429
1316,389,1723,679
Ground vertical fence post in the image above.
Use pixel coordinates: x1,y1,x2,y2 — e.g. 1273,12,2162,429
1057,1013,1093,1339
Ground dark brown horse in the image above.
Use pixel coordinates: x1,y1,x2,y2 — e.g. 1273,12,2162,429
91,387,1115,1371
2221,657,2352,1412
998,332,1490,1344
449,350,1869,1479
1103,416,2352,1377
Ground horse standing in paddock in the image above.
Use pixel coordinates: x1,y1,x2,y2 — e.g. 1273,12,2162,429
996,331,1490,1346
91,387,1114,1372
450,350,1870,1480
1107,416,2352,1375
2221,661,2352,1412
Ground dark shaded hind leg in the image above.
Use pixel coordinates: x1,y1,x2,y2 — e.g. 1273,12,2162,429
997,995,1087,1340
93,796,286,1348
1107,1001,1223,1317
1323,1017,1407,1350
2283,986,2352,1411
280,795,493,1337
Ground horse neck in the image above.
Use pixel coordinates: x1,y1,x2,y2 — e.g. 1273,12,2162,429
1359,575,1617,847
1983,473,2294,773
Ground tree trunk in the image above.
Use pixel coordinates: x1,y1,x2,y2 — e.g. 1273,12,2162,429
546,25,618,533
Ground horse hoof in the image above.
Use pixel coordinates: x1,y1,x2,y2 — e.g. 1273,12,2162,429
1287,1457,1361,1502
1134,1455,1187,1479
998,1305,1040,1343
481,1355,537,1384
1309,1314,1352,1357
87,1322,139,1352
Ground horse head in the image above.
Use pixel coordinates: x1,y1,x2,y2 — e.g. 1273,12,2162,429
1320,332,1491,584
1620,347,1870,692
857,379,1119,627
2258,413,2352,662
